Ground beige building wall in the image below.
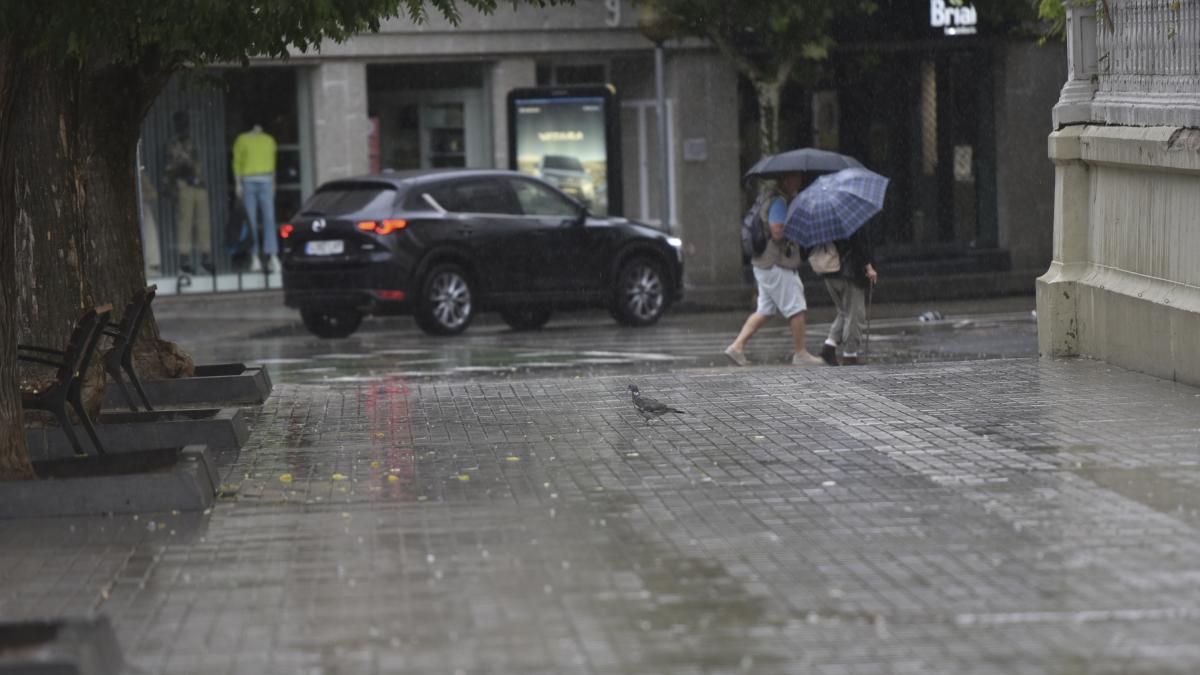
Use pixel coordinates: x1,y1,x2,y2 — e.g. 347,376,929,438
1037,3,1200,385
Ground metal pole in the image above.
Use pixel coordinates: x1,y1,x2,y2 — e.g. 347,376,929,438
654,42,672,233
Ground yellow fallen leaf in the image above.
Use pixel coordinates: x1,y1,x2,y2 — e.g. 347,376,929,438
332,473,348,481
375,432,386,438
387,475,400,483
505,456,520,462
417,495,428,501
457,474,471,482
279,473,293,483
370,460,381,469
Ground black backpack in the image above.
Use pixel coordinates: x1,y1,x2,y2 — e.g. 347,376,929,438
740,190,776,260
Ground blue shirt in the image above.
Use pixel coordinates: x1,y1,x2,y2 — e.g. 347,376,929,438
768,197,788,225
752,195,802,270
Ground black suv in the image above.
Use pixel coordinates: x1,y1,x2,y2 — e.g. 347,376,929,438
281,169,684,338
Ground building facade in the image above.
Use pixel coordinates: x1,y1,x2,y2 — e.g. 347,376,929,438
1037,1,1200,385
136,0,1065,306
136,2,742,297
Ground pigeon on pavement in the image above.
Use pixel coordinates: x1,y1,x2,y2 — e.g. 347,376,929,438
628,384,687,423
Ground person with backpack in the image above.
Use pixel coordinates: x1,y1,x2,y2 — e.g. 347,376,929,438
813,227,878,366
724,172,826,367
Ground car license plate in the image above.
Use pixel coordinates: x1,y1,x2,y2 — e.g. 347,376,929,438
305,240,344,256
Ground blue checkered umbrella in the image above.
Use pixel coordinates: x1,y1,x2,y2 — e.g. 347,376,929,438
783,168,889,248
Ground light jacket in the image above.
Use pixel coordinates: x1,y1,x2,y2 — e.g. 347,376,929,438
751,194,803,271
232,130,277,178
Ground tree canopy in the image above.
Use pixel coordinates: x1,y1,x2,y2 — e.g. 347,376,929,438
634,0,878,155
2,1,568,67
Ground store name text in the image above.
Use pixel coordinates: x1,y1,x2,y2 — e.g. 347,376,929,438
930,0,978,36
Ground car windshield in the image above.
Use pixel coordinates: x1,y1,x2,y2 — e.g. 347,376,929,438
302,182,396,215
541,156,584,172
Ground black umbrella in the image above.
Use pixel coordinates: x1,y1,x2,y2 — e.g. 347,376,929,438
744,148,863,181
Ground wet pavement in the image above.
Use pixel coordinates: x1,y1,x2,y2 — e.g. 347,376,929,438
6,294,1200,673
155,292,1039,384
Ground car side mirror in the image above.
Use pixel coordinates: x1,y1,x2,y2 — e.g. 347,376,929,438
574,204,588,226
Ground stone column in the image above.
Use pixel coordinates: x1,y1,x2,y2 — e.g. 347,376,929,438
308,62,371,186
666,52,741,292
1052,3,1098,128
1036,126,1088,358
490,59,537,169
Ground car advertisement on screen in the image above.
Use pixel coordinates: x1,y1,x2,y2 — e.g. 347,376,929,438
508,86,622,217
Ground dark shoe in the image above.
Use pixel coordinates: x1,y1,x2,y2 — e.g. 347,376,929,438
840,355,860,366
820,344,839,366
178,255,194,275
200,255,215,274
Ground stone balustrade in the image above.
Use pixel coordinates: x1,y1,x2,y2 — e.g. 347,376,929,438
1055,0,1200,128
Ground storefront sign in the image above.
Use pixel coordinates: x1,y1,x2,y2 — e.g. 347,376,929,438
930,0,978,36
508,86,622,216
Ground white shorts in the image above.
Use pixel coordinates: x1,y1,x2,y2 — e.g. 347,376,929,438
753,266,807,318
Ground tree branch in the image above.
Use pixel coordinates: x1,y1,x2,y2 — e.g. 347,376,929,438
704,28,765,83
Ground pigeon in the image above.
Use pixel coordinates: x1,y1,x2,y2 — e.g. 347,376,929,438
628,384,687,423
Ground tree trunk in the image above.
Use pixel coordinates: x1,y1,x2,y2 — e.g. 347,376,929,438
0,47,194,479
754,79,783,158
0,42,35,480
10,50,191,383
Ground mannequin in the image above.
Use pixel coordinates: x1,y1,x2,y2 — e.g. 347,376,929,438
164,110,213,274
139,165,162,276
232,121,279,273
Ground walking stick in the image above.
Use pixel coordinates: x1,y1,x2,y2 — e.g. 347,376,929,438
864,282,872,364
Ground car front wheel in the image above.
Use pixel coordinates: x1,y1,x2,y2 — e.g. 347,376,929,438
610,256,669,327
301,308,363,339
416,263,475,335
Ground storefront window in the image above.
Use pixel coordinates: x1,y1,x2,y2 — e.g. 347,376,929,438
367,63,488,172
137,67,309,292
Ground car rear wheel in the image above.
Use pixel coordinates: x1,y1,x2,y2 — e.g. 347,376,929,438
610,256,668,327
300,308,363,339
500,306,553,331
416,263,475,335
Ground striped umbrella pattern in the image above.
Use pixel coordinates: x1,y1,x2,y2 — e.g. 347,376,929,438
783,168,890,248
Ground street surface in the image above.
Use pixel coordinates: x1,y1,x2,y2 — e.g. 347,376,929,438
5,293,1200,674
157,293,1039,384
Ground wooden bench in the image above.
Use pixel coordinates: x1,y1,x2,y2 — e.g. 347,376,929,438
18,304,113,456
103,285,157,412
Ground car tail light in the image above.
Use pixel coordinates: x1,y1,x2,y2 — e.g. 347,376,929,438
279,223,294,239
376,290,405,300
356,219,407,235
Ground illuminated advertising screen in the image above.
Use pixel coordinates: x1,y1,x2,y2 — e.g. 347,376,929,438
508,86,622,216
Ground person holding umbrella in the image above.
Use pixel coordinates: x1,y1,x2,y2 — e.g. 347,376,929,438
723,171,826,367
784,167,889,366
815,227,877,366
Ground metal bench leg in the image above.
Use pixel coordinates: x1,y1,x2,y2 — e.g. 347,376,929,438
106,360,139,412
121,354,153,411
48,402,87,457
67,389,105,456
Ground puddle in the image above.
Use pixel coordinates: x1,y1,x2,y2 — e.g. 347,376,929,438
1072,465,1200,524
266,345,687,384
1019,444,1101,455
